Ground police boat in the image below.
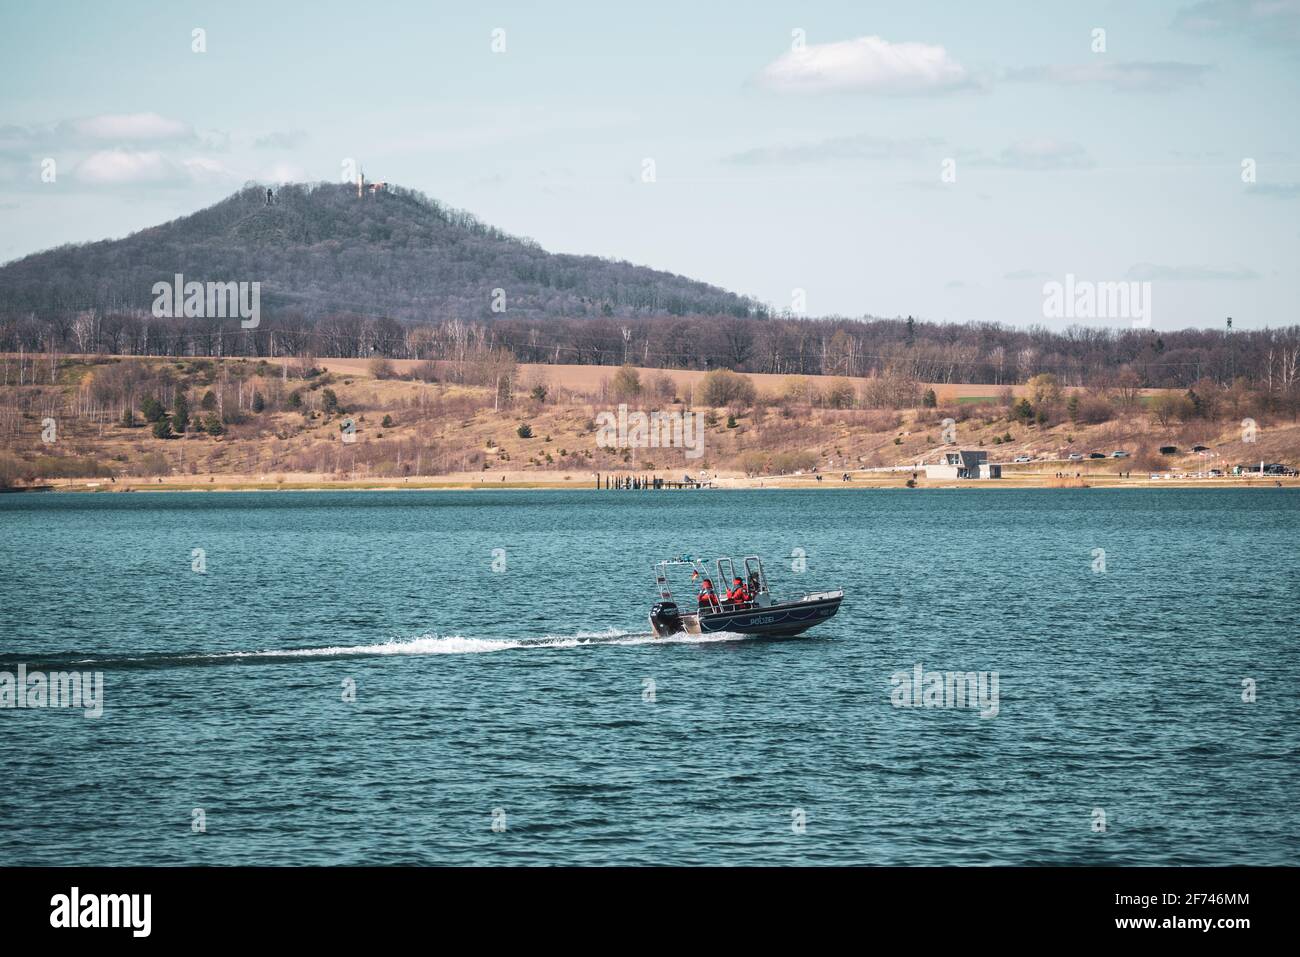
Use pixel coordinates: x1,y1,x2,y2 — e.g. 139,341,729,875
648,555,843,638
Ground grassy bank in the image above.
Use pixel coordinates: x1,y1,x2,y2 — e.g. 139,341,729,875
2,354,1296,492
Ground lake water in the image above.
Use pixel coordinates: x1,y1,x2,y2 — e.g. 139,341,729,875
1,488,1297,865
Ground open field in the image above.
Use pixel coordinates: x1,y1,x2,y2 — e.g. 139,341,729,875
257,357,1172,404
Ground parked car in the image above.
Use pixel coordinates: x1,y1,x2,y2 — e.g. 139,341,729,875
1159,446,1178,455
1088,452,1106,459
1067,452,1084,461
1110,451,1130,459
1012,455,1033,463
1208,469,1223,477
1192,444,1210,452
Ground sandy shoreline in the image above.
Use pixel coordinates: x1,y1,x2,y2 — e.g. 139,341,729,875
12,471,1299,493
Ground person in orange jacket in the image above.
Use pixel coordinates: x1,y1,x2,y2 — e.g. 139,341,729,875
725,577,750,608
697,578,720,612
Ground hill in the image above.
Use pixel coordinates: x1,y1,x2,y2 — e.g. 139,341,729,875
0,183,761,322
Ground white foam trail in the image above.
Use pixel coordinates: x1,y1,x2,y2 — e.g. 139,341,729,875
612,630,749,647
66,627,754,668
226,635,536,657
210,627,753,660
205,629,626,660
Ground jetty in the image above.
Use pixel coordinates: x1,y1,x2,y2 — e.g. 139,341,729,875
595,473,713,490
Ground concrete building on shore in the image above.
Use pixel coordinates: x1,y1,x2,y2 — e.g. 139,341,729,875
924,450,1002,480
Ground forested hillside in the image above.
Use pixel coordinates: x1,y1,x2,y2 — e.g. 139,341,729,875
0,182,760,323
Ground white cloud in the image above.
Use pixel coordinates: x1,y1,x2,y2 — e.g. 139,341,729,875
76,150,179,184
1007,61,1211,92
0,114,199,162
0,125,40,161
71,112,192,141
1126,263,1261,281
183,157,236,183
253,130,308,150
755,35,976,95
724,133,944,165
199,129,232,152
1245,182,1300,198
260,162,309,183
975,139,1095,171
75,150,234,185
1173,0,1300,45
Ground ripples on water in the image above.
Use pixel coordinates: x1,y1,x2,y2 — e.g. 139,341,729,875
0,489,1296,865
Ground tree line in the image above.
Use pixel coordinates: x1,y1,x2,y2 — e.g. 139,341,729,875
3,309,1299,398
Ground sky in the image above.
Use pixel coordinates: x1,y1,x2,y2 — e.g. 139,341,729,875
0,0,1297,330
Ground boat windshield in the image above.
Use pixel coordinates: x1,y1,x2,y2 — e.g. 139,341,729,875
653,556,772,611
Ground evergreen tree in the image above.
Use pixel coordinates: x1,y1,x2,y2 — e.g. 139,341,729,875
173,393,190,434
141,396,165,423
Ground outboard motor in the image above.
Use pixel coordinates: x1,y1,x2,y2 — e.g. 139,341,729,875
649,600,683,638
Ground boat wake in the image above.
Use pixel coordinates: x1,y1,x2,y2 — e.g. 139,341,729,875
234,627,751,658
11,628,754,671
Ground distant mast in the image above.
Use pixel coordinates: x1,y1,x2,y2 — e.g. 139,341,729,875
355,167,387,199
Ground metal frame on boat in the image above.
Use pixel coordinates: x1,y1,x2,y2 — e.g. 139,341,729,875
648,555,843,638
